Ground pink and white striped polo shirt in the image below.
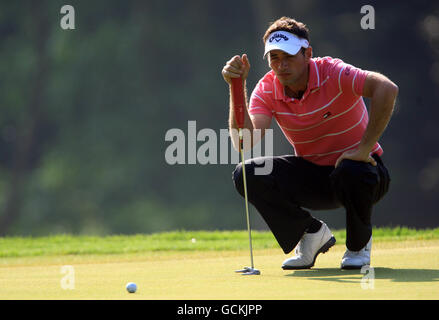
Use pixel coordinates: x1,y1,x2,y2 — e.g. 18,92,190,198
248,56,383,166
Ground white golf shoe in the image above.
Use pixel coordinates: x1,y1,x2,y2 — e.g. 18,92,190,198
282,222,336,270
340,237,372,270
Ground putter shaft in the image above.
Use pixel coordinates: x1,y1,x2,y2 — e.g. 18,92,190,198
239,128,255,270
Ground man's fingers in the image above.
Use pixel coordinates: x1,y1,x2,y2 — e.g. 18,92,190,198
335,152,377,168
228,56,243,69
242,54,250,68
226,64,243,74
222,54,250,84
222,67,243,79
225,58,245,75
222,62,244,82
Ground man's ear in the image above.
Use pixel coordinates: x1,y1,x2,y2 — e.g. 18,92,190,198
305,46,313,61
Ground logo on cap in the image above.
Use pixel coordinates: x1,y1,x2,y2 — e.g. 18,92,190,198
269,33,289,43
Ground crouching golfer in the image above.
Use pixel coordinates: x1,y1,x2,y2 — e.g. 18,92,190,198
222,17,398,269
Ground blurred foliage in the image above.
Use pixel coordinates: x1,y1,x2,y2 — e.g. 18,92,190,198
0,0,438,236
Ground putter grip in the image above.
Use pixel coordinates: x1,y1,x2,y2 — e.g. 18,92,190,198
231,77,245,129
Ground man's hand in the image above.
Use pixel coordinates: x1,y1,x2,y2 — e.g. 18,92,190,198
335,148,377,168
222,54,250,85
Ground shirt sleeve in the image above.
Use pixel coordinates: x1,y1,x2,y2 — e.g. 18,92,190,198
248,82,273,119
328,58,369,96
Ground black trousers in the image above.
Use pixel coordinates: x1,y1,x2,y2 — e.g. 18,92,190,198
232,154,390,254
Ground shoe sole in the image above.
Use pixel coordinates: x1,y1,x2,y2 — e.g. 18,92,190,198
340,263,370,270
282,236,336,270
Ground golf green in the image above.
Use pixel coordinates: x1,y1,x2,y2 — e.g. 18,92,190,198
0,239,438,299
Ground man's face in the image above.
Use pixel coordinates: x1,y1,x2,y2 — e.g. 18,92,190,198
268,49,310,86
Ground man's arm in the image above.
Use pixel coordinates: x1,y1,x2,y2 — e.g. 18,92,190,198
335,71,398,167
228,79,254,132
228,89,272,151
222,54,272,151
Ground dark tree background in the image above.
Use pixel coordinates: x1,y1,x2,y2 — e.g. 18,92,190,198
0,0,438,236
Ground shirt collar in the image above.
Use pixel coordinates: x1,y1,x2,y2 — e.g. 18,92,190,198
273,59,320,101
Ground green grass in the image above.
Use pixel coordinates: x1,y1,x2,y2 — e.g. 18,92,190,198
1,227,438,258
1,228,439,299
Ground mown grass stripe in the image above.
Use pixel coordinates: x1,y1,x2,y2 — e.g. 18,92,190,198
0,227,438,258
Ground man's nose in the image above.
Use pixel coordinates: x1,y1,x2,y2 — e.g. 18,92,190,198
280,58,289,69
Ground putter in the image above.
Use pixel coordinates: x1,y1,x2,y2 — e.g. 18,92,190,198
231,76,261,276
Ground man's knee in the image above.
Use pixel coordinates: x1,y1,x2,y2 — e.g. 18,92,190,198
232,159,274,197
330,159,379,198
232,163,245,196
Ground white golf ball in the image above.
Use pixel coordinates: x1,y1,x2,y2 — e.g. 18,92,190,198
126,282,137,293
191,238,196,243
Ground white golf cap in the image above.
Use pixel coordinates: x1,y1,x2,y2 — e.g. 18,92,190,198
264,30,309,58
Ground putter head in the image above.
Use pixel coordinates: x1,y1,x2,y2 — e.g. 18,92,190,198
235,267,261,275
